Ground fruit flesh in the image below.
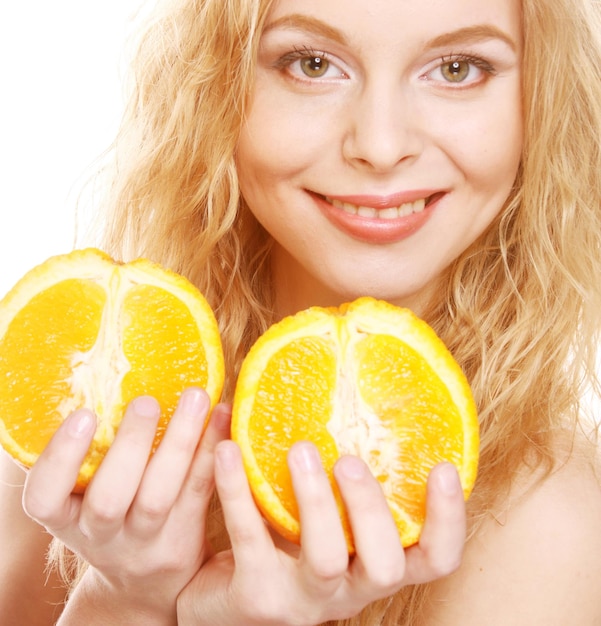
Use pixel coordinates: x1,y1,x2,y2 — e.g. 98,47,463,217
242,305,472,546
0,272,213,478
0,279,106,465
121,283,209,450
248,335,339,521
354,333,463,523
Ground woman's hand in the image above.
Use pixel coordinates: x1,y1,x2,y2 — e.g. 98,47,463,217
22,387,231,623
178,440,466,626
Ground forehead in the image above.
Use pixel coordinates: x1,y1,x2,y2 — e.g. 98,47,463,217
264,0,522,49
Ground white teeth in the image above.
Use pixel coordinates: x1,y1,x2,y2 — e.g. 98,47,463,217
327,196,426,219
379,207,399,219
357,206,377,218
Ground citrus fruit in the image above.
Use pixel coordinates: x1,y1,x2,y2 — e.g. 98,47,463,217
0,248,224,490
231,297,479,550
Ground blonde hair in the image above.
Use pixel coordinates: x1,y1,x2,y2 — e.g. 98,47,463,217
97,0,277,394
62,0,601,622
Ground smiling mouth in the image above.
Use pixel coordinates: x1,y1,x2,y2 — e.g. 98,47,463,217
322,194,438,220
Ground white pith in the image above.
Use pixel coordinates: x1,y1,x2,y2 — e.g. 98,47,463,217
58,270,132,438
324,324,401,502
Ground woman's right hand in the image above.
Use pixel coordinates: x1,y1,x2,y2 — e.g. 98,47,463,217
177,440,467,626
22,387,231,625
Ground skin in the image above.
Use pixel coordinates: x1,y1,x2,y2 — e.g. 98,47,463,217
21,389,232,624
0,452,66,624
3,0,601,624
236,0,523,316
17,390,465,626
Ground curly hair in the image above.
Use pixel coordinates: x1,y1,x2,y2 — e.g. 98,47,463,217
62,0,601,622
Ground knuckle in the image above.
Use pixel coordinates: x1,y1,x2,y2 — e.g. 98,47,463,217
165,432,198,458
186,472,214,499
22,490,56,525
307,554,348,583
368,561,406,590
83,492,125,525
423,547,462,578
441,553,463,576
135,496,171,521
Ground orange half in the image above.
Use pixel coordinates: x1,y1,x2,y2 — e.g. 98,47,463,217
0,248,224,489
231,297,479,549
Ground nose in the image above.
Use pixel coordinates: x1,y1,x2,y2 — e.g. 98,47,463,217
342,81,424,173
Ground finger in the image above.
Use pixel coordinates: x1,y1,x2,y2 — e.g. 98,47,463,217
179,401,232,504
214,440,275,572
288,442,348,592
130,388,210,534
404,462,466,584
23,408,96,528
334,455,405,593
79,396,161,538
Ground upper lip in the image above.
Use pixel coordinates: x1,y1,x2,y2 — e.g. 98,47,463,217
314,190,442,210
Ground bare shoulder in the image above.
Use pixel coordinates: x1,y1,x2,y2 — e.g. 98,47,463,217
422,432,601,626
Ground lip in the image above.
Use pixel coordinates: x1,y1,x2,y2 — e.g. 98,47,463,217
310,190,443,244
323,190,438,209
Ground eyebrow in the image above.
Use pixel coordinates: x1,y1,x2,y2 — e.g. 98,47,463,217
263,15,517,52
426,25,518,52
262,14,348,45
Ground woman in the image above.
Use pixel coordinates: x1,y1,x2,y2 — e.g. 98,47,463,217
1,0,600,623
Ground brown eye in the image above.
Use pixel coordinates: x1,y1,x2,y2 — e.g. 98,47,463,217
300,55,330,78
441,60,470,82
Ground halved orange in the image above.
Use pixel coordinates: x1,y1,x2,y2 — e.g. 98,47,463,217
0,248,224,490
231,297,479,550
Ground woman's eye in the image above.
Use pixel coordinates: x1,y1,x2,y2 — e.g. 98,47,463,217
427,56,495,86
275,49,346,81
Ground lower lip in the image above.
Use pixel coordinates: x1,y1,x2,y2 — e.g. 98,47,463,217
311,192,438,244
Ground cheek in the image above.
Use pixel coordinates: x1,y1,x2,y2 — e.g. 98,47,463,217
477,114,523,194
432,98,522,192
237,83,342,182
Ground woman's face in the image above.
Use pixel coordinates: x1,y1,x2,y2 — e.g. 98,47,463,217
236,0,523,316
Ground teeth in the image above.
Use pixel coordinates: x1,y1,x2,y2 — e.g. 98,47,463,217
327,197,426,219
341,201,357,215
357,206,377,218
379,207,399,219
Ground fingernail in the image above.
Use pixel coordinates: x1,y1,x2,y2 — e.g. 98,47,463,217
436,463,461,496
337,455,366,481
216,441,240,471
178,387,208,415
132,395,161,419
67,410,96,439
289,442,322,474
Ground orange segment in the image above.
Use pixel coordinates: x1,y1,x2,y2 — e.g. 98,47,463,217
231,297,479,550
0,248,224,489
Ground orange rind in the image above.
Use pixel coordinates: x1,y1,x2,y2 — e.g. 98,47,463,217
0,248,224,489
231,297,479,550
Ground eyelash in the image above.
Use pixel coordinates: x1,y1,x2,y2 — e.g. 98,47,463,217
430,53,498,84
273,46,344,81
275,46,330,68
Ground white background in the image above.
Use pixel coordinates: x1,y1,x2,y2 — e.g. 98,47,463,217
0,2,144,298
